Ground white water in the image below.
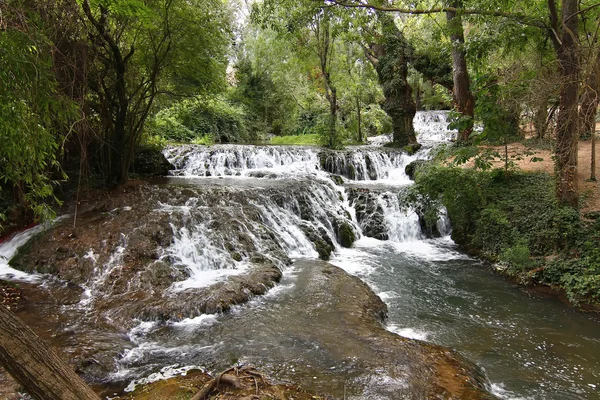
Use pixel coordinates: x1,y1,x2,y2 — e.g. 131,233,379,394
0,217,68,282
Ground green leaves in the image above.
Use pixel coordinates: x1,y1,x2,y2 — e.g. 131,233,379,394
0,17,73,230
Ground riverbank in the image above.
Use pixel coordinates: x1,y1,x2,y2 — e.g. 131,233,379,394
409,138,600,309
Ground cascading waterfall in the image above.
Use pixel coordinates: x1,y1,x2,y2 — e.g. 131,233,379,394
162,114,452,250
2,111,598,399
376,192,423,243
164,145,415,183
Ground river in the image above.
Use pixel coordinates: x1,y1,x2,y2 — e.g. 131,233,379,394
1,111,599,399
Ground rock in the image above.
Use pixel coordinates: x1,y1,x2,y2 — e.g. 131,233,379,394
335,220,356,248
347,188,388,240
300,223,335,260
133,145,174,177
405,159,427,180
269,260,495,399
329,174,344,185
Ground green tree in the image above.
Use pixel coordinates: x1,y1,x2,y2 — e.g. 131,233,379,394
363,12,420,150
0,1,74,229
80,0,231,184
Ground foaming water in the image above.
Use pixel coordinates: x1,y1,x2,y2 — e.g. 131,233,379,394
4,112,600,399
0,217,67,282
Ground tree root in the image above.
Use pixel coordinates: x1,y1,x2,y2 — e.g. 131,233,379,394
191,366,271,400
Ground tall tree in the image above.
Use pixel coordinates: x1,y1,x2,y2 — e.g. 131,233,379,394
364,12,420,150
80,0,231,184
549,0,580,207
446,1,474,141
311,10,341,148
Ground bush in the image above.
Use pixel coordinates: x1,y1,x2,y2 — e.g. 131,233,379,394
500,238,534,272
149,96,248,143
408,164,600,303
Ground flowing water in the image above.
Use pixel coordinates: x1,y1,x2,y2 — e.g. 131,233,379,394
1,111,599,399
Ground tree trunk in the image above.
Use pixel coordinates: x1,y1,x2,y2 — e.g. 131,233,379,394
534,95,550,139
579,52,600,138
327,84,338,147
370,13,419,150
356,94,363,143
446,2,475,142
592,129,597,181
0,304,100,400
552,0,580,208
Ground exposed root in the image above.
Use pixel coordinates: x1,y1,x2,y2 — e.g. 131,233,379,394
190,366,277,400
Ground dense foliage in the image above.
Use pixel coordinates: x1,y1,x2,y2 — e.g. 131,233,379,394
0,6,73,225
148,97,247,144
409,165,599,302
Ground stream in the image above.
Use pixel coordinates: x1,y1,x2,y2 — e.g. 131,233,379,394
1,111,599,399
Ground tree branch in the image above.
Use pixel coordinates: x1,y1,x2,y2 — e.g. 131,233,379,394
321,0,548,28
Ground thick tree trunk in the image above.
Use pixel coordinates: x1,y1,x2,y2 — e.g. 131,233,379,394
0,304,100,400
370,13,419,150
552,0,579,207
446,2,475,142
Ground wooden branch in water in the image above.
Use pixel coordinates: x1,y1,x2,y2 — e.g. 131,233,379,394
0,304,100,400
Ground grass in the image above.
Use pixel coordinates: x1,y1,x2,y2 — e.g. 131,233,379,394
269,133,320,145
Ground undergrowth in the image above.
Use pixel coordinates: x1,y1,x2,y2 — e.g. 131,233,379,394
407,165,600,304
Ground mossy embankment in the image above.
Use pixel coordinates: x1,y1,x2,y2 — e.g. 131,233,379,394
408,162,600,308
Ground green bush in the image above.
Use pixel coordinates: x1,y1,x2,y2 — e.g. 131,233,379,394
149,96,248,143
408,164,600,303
500,238,534,272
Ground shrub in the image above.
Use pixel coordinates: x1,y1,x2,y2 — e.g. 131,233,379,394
408,164,600,303
149,96,248,143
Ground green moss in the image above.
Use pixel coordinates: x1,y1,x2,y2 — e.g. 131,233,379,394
337,222,356,248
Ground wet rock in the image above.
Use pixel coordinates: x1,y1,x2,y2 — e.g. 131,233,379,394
329,174,344,185
138,265,282,320
334,219,356,248
133,145,174,177
365,153,378,180
347,188,388,240
300,223,334,260
405,159,427,180
283,260,495,399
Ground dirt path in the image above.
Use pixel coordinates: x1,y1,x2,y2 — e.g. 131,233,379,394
468,136,599,213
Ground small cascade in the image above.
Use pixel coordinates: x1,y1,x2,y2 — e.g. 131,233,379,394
165,145,413,182
376,192,423,242
0,226,45,281
152,179,360,291
78,235,128,308
165,145,318,177
413,110,456,145
318,150,413,182
0,219,67,282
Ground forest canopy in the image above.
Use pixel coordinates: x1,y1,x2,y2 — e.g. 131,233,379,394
1,0,599,227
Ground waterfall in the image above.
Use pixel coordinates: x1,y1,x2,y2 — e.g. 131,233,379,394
376,192,423,242
0,226,46,281
413,110,456,146
164,145,413,182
